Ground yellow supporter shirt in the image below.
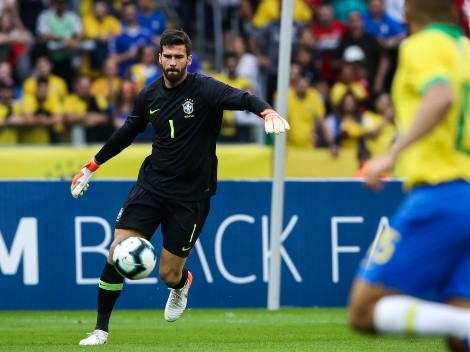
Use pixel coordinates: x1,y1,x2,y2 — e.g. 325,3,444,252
80,0,122,16
63,94,109,115
82,14,121,39
287,87,325,148
212,74,252,138
0,104,18,144
392,24,470,189
90,77,121,102
329,81,368,109
340,117,364,150
81,14,122,76
252,0,313,28
18,94,63,144
362,110,396,157
22,75,68,102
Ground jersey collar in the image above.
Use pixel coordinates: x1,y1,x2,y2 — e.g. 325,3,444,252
423,23,464,39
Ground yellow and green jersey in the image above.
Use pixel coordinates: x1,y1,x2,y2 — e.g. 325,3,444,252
392,24,470,189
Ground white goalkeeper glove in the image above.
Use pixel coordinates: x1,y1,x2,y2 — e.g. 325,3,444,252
261,109,290,134
71,158,100,199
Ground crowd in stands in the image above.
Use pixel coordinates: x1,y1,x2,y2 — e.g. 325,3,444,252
0,0,468,170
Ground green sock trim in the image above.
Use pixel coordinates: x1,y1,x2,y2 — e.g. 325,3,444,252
99,280,123,291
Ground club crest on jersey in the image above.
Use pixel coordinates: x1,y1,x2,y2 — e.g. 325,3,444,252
182,98,194,117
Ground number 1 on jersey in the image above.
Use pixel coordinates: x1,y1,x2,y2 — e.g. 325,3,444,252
169,119,175,138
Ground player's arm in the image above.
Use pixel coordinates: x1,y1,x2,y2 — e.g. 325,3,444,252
200,76,290,134
366,83,454,189
70,90,149,198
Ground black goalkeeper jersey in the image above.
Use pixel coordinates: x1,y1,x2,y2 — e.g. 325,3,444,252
94,73,271,201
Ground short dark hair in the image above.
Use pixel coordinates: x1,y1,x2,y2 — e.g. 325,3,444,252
406,0,454,24
159,29,192,55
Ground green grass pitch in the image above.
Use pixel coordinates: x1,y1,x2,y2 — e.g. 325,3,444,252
0,308,444,351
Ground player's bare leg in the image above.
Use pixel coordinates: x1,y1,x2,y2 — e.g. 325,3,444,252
348,279,394,332
160,248,192,322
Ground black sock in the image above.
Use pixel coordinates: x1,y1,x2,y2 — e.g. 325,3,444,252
171,267,188,290
95,262,124,332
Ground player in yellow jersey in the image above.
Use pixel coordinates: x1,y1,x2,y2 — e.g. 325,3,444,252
348,1,470,351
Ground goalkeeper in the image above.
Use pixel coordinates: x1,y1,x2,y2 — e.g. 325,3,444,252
71,29,289,346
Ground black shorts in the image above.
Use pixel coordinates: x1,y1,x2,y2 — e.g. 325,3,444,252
115,184,211,258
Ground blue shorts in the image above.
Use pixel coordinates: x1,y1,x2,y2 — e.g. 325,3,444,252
357,180,470,302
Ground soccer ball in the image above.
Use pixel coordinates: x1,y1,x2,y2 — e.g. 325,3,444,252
112,237,157,280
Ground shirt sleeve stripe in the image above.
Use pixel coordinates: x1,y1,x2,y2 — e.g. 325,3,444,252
420,76,451,95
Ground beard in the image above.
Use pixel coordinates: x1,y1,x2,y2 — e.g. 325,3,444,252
164,66,187,83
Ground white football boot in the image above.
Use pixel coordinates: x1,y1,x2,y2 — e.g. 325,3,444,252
164,271,193,322
79,329,108,345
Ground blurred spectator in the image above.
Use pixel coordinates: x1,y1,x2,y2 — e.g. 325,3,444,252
111,78,153,142
78,0,120,17
293,27,320,79
0,60,16,92
232,35,260,93
90,57,122,105
286,73,337,154
384,0,405,24
0,80,20,144
220,0,244,45
249,18,301,104
456,0,470,37
18,76,64,144
304,0,324,9
232,86,265,143
238,0,256,38
329,57,368,110
36,0,84,85
362,91,395,157
336,91,365,152
296,24,317,50
331,0,366,22
251,0,313,29
289,62,302,87
362,0,405,90
18,0,45,36
0,0,17,13
292,44,318,82
336,11,390,93
63,74,114,143
363,0,406,49
311,3,347,84
108,2,153,78
213,51,253,142
111,79,136,129
129,44,161,92
136,0,166,44
0,7,32,81
81,0,121,78
22,55,68,102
